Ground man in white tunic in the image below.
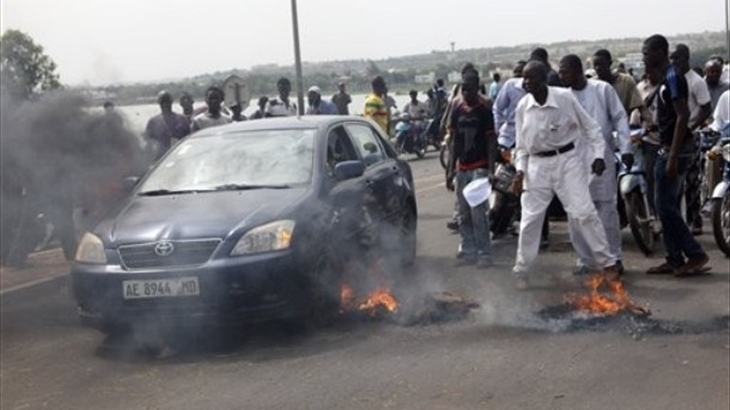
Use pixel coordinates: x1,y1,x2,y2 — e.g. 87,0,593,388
558,54,633,275
511,61,618,290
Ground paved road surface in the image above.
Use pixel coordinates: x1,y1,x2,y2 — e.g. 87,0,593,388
2,151,728,410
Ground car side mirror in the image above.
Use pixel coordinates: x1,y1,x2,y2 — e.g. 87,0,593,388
334,160,365,182
123,176,140,192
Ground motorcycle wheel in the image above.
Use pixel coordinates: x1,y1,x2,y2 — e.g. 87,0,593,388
416,145,426,159
439,145,449,169
711,191,730,257
625,189,655,255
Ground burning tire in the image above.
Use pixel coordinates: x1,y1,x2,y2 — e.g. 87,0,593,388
625,189,655,255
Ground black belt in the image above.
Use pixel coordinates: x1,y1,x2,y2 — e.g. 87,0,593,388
534,142,575,158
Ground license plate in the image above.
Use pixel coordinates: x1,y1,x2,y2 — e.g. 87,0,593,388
122,277,200,299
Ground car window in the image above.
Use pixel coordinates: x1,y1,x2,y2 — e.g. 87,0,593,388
326,126,360,175
138,129,315,193
345,123,387,167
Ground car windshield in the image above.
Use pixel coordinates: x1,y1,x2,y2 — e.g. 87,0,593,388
138,128,315,194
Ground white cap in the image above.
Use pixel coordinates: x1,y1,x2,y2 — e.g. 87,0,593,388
307,85,321,94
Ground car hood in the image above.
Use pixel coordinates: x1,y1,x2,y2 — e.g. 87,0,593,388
100,188,310,245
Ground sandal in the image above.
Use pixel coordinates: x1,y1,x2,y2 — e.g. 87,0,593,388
646,262,677,275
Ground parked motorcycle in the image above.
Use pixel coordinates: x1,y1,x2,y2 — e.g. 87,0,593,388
709,122,730,257
394,113,426,158
616,129,657,255
488,146,519,237
421,117,444,152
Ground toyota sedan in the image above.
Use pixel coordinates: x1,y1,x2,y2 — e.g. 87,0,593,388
71,116,417,334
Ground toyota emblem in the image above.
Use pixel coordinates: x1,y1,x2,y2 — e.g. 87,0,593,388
154,241,175,257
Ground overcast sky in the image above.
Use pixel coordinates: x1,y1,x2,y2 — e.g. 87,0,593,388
1,0,727,85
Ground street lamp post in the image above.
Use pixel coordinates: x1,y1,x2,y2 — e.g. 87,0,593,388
290,0,305,116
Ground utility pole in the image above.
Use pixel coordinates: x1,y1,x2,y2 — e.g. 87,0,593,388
726,0,729,62
290,0,304,116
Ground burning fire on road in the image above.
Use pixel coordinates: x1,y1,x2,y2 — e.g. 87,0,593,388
564,274,650,316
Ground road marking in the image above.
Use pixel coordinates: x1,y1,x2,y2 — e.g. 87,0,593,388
0,275,65,295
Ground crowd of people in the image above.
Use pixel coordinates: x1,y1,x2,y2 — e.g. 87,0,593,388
132,34,730,292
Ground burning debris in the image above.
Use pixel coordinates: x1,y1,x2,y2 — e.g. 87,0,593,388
564,274,650,316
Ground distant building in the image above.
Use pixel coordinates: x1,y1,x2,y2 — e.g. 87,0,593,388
415,72,436,85
619,53,644,71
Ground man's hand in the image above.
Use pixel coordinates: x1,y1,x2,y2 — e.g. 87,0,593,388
666,155,679,179
510,172,524,196
445,171,455,192
621,153,635,170
591,158,606,176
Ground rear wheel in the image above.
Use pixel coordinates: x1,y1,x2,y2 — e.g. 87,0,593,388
626,189,655,255
439,145,449,169
711,192,730,257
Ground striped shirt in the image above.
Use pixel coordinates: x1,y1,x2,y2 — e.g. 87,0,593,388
363,94,389,133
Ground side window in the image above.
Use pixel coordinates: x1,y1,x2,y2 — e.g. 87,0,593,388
345,123,387,167
326,126,359,175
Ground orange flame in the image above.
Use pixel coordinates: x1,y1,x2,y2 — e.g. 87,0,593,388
565,274,648,315
358,288,399,316
340,284,356,310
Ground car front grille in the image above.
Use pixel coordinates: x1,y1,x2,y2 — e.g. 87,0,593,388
118,239,221,269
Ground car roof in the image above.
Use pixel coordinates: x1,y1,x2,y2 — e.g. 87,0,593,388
192,115,365,137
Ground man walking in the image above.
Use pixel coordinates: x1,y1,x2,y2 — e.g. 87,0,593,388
559,54,632,275
363,76,390,135
192,87,232,131
643,34,709,276
510,61,618,289
144,91,191,160
592,49,644,117
445,71,496,268
331,82,352,115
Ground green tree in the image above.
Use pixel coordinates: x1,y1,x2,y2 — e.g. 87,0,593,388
0,29,61,99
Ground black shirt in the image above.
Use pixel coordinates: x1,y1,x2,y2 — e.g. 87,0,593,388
657,64,689,146
449,98,495,170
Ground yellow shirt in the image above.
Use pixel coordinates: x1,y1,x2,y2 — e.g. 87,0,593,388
363,93,389,134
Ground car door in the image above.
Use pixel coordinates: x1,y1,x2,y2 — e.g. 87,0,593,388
323,125,371,245
343,122,404,224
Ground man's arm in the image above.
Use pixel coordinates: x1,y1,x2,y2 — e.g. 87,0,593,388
692,79,712,129
512,103,528,174
571,93,605,162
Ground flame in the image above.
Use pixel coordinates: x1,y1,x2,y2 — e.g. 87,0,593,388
358,288,399,315
565,274,649,316
340,284,356,310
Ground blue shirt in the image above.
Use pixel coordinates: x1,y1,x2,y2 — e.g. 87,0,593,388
492,78,526,148
488,82,500,100
306,99,339,115
657,65,689,146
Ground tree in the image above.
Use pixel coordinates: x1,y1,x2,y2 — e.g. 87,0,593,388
1,29,61,99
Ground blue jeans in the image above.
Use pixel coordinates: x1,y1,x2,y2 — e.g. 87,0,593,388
655,153,705,267
456,168,491,259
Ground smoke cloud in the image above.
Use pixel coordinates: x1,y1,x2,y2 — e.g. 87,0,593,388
0,86,151,264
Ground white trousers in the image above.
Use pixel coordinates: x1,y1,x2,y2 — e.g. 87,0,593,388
513,149,615,275
569,200,621,268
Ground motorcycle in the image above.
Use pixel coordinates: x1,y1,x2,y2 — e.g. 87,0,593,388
488,146,519,237
421,117,445,152
394,114,426,158
709,122,730,257
616,129,657,255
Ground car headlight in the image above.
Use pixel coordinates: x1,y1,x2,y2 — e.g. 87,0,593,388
75,232,107,264
230,220,295,256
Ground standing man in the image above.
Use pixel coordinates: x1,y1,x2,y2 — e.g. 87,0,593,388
671,44,712,235
265,77,297,117
192,87,232,131
179,92,195,123
529,48,562,86
488,73,501,101
445,71,496,268
249,96,269,120
493,61,527,149
559,54,632,275
705,58,730,111
229,102,246,122
592,49,644,117
363,76,390,135
510,61,618,289
306,86,339,115
331,82,352,115
642,34,709,276
144,91,191,160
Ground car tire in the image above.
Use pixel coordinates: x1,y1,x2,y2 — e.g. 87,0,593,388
303,253,341,328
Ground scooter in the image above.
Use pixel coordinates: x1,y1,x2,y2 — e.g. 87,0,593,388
616,129,657,255
709,122,730,257
394,114,426,158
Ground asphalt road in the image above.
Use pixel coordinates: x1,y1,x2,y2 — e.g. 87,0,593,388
2,151,729,410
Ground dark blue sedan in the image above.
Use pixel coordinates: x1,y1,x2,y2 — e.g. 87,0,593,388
71,116,418,334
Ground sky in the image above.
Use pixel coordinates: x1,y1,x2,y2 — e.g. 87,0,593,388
1,0,728,86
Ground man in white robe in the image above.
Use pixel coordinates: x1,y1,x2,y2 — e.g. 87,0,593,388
558,54,633,275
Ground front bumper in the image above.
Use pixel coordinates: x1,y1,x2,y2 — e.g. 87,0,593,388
71,250,311,329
